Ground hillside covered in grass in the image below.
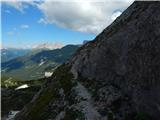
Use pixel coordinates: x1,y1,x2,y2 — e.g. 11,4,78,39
2,45,79,80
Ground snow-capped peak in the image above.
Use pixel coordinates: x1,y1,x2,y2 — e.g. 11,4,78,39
32,42,63,50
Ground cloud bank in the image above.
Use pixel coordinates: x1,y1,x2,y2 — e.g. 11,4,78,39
37,0,134,34
2,0,37,12
3,0,134,34
20,24,29,29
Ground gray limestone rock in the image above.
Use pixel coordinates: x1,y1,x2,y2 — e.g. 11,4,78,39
15,2,160,120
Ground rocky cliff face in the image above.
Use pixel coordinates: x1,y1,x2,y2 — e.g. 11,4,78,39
15,1,160,120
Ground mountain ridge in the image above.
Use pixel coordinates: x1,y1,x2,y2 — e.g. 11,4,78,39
2,45,79,80
1,48,31,63
15,1,160,120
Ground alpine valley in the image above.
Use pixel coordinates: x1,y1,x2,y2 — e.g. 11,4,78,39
1,44,79,119
1,45,79,80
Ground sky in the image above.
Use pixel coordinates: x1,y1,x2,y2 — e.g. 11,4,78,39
1,0,134,49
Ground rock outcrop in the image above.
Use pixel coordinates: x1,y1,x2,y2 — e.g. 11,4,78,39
15,1,160,120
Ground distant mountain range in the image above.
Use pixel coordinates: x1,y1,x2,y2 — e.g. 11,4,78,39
1,42,64,63
1,48,31,62
1,45,80,80
32,42,63,50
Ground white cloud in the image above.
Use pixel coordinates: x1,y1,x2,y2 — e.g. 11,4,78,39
111,10,122,20
3,0,134,34
7,31,14,35
3,1,26,12
2,0,37,12
37,0,134,34
38,18,48,24
20,24,29,29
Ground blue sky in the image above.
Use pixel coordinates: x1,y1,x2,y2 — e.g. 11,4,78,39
1,0,133,49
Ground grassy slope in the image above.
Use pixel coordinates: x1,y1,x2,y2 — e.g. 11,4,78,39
2,45,79,80
1,76,44,117
15,64,82,120
2,61,59,80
